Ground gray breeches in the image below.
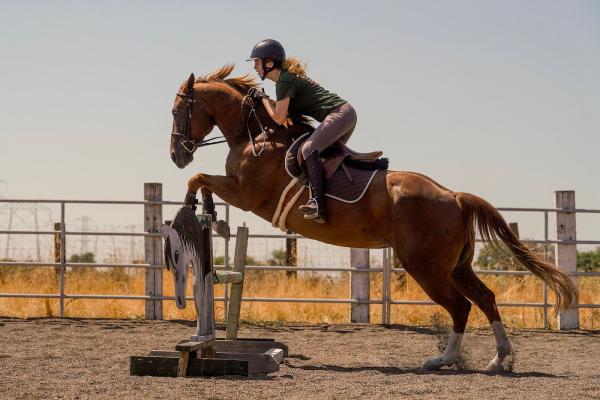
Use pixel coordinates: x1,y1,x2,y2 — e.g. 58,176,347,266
301,102,357,159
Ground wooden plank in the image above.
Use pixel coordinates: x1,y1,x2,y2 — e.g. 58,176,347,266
350,248,370,323
226,226,248,340
213,271,243,284
186,357,248,376
144,183,163,320
130,355,249,377
194,214,216,342
176,340,213,353
265,348,284,364
177,351,189,377
130,356,178,377
214,339,288,357
216,349,282,375
555,190,579,330
147,350,179,358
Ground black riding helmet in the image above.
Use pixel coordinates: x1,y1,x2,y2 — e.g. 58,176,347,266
247,39,286,80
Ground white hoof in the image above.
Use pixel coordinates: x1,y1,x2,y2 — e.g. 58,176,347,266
420,356,448,372
484,351,511,372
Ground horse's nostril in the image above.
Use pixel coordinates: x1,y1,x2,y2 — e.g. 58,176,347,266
171,151,176,162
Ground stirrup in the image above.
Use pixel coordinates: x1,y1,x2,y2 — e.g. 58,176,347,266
298,198,325,223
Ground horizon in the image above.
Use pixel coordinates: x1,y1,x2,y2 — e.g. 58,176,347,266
1,1,599,252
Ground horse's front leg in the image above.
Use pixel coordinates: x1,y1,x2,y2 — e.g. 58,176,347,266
186,173,249,211
186,173,252,239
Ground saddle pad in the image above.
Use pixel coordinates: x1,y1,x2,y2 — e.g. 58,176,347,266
285,133,381,204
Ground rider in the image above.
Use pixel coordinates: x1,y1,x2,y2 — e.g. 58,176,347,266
247,38,357,224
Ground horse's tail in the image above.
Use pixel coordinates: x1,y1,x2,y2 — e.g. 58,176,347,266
456,192,577,312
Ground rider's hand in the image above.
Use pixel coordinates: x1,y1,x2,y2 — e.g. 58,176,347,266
248,87,268,103
184,192,198,211
282,117,294,129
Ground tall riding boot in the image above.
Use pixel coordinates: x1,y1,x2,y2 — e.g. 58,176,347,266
298,150,326,223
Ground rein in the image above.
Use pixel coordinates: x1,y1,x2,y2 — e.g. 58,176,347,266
172,90,269,157
240,95,270,157
171,91,227,154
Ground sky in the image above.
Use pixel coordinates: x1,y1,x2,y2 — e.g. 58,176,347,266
0,0,599,245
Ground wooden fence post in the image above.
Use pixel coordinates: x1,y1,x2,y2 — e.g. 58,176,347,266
351,248,370,323
285,231,297,279
144,183,163,320
54,222,62,277
226,226,249,340
555,190,578,330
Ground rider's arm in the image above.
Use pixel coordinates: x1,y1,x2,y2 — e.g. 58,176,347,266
262,97,290,125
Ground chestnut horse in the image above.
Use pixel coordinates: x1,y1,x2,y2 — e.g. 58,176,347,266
169,65,576,372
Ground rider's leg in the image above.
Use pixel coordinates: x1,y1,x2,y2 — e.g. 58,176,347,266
299,103,357,222
298,150,326,222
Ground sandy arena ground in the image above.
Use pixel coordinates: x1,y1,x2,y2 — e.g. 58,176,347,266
0,318,599,400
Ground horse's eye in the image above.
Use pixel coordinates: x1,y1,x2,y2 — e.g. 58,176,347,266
174,250,179,264
172,110,178,116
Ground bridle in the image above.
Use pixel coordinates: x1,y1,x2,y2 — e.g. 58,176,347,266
171,84,269,157
171,88,226,155
240,95,270,157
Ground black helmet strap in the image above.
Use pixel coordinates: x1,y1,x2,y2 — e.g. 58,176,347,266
260,58,282,80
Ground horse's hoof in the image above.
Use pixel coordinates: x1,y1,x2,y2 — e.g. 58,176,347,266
419,358,442,372
212,220,230,240
484,361,506,372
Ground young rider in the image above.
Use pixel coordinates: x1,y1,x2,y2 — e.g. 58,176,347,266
247,39,357,223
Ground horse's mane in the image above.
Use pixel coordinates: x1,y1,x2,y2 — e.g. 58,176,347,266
195,64,259,94
196,64,315,133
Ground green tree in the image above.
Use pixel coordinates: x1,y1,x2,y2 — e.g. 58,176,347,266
267,249,287,266
68,252,95,263
578,248,600,272
474,242,554,271
213,254,264,266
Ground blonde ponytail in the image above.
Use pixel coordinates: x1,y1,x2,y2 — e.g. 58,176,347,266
283,56,307,75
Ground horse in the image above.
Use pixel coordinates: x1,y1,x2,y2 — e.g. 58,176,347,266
168,64,576,372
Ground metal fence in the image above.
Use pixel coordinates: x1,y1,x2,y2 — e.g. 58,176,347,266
0,184,599,329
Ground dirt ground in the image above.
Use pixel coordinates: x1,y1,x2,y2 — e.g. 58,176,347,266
0,318,599,400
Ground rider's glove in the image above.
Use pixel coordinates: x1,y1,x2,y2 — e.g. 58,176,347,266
248,87,268,103
184,192,198,211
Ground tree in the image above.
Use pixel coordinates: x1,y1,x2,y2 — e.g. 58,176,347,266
578,248,600,272
475,242,600,272
68,252,95,263
474,242,554,271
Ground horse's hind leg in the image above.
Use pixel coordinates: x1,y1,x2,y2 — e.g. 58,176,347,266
399,258,472,371
451,260,512,371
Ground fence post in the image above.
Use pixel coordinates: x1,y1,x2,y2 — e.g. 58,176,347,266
226,226,249,340
382,248,392,326
351,248,370,323
555,190,578,330
285,231,297,279
54,222,62,277
144,183,163,320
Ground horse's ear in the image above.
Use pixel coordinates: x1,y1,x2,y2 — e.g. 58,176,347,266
161,224,173,239
187,73,195,92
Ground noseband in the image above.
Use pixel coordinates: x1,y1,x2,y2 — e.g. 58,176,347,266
172,87,269,157
171,90,226,155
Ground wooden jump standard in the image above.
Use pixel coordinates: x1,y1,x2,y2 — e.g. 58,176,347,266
131,214,288,377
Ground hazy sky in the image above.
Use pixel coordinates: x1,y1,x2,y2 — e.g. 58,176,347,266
0,1,599,242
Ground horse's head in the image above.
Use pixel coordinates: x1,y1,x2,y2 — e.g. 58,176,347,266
170,73,216,169
162,223,189,309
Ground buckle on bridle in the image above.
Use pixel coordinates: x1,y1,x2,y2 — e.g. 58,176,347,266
180,140,197,154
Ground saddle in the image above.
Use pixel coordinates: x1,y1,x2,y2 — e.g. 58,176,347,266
285,133,389,203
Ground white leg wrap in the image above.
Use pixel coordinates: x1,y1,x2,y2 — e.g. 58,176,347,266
420,331,463,372
485,321,512,372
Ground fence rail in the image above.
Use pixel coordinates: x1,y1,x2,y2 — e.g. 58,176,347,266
1,184,598,330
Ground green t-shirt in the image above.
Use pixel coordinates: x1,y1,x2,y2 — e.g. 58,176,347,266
276,69,346,122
